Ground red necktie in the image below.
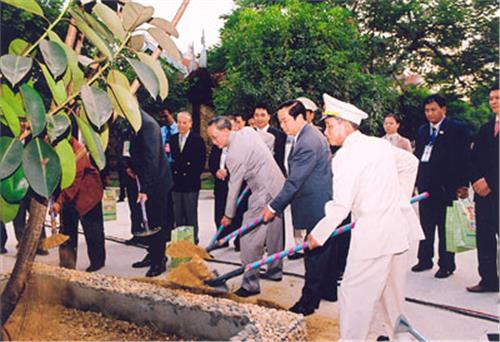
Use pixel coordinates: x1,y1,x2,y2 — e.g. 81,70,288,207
495,120,499,137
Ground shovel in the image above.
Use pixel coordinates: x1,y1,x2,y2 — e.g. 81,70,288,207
205,192,429,292
394,315,428,342
40,198,69,250
133,178,162,237
206,185,250,252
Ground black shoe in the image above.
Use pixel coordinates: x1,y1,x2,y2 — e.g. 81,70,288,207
36,248,49,256
146,263,166,277
435,268,454,279
132,254,151,268
260,272,282,282
234,287,260,297
289,302,316,316
0,247,7,254
86,264,104,272
211,241,229,250
377,336,390,341
466,284,499,293
322,292,337,302
234,243,240,252
411,262,433,272
288,252,304,260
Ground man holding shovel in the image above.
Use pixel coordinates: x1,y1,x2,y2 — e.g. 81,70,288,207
207,116,285,297
307,94,423,340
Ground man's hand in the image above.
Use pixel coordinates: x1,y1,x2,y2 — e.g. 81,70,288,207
221,216,232,227
456,186,469,199
472,178,492,197
306,233,320,250
126,168,136,179
50,203,61,216
261,206,276,223
215,169,228,181
137,192,148,203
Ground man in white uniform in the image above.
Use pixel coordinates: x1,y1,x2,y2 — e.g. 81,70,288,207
307,94,423,340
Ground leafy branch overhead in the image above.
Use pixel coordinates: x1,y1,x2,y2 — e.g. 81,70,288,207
0,0,181,222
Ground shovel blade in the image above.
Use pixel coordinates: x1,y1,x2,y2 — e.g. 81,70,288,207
133,226,162,237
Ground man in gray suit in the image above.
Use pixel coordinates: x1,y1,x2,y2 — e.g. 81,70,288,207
262,100,337,315
207,117,285,297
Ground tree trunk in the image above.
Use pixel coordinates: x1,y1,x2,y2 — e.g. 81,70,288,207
0,197,47,327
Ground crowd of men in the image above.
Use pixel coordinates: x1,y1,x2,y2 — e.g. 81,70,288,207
1,83,498,341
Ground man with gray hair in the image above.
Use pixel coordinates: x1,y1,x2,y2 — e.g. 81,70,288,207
207,116,285,297
170,111,206,244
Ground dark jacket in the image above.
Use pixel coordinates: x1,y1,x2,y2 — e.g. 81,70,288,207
129,111,173,196
267,126,287,176
270,124,332,230
56,138,103,216
415,118,470,204
470,118,499,202
170,131,206,192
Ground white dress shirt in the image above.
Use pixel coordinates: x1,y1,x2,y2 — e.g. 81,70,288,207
310,131,423,261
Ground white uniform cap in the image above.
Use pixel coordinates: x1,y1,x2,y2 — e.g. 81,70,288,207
296,97,318,112
322,93,368,125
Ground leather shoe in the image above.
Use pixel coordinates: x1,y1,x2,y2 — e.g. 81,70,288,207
234,287,260,297
411,262,432,272
322,293,337,302
289,302,315,316
86,264,104,272
146,263,166,277
434,268,454,278
132,254,151,268
36,248,49,256
466,284,499,293
0,247,7,254
288,252,304,260
211,241,229,250
376,336,390,341
260,272,282,282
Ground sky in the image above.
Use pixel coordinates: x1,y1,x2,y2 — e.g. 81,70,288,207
139,0,237,55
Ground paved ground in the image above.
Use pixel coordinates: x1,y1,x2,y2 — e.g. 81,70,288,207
1,190,498,341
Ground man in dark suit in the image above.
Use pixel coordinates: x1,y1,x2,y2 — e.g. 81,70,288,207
129,110,174,277
412,94,470,278
467,84,499,293
170,111,206,244
262,100,337,316
253,104,287,175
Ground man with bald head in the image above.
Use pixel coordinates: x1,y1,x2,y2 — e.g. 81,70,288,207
170,111,206,244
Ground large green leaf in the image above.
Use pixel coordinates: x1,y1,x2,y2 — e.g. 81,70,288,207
93,3,126,41
55,139,76,190
147,27,181,62
0,55,32,86
0,193,19,223
100,123,109,150
1,84,25,117
1,166,28,203
76,115,106,170
0,0,43,17
106,70,130,119
0,97,20,136
40,64,66,106
137,52,169,100
81,10,114,44
107,82,141,132
0,137,23,179
39,40,67,79
149,17,179,38
20,84,46,137
23,138,61,198
8,38,31,56
46,112,71,143
70,9,114,60
80,85,113,129
48,31,84,93
122,2,154,31
126,58,159,99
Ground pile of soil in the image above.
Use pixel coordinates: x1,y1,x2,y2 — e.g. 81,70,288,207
305,315,340,341
166,240,212,260
3,291,180,341
165,254,215,288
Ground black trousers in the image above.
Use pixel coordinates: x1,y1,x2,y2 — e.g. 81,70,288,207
214,183,246,244
144,187,174,266
59,203,106,269
418,197,455,270
475,194,499,288
125,175,142,235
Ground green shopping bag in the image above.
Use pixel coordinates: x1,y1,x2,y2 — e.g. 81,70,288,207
170,226,194,268
102,189,117,221
445,199,476,253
